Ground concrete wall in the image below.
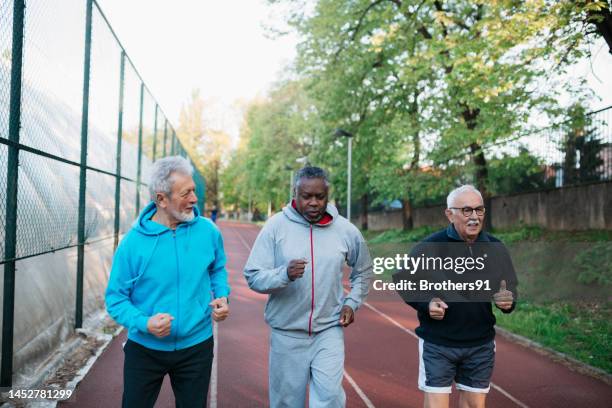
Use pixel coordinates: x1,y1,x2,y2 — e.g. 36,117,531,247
367,205,447,231
366,181,612,231
367,210,403,231
414,205,447,229
491,181,612,230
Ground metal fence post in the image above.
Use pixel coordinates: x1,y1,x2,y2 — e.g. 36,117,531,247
171,129,176,155
113,51,126,251
135,82,144,215
1,0,26,388
163,119,168,157
75,0,93,330
152,104,158,161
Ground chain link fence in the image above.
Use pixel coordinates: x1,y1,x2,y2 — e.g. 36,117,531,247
0,0,205,387
482,105,612,196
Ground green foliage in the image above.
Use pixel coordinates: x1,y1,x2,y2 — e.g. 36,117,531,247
222,81,322,213
178,90,231,208
492,226,544,243
367,226,439,244
222,0,603,214
487,148,554,195
561,104,605,185
574,243,612,285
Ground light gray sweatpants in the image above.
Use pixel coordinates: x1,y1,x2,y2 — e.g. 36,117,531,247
269,326,345,408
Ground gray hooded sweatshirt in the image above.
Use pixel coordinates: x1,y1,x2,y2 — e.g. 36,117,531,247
244,202,373,337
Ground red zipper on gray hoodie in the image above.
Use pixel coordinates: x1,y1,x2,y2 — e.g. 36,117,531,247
308,224,315,336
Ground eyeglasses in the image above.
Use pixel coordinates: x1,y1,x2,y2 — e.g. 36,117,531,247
449,206,486,217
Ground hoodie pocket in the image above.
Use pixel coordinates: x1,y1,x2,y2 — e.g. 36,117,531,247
179,298,210,338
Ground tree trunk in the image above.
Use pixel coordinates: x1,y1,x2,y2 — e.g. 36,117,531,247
401,198,413,230
463,107,492,230
360,194,368,230
587,3,612,54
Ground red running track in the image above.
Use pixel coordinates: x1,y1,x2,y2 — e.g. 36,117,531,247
61,221,611,407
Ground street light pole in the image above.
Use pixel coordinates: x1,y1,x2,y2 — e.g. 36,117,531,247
347,137,352,222
334,129,353,222
289,170,294,202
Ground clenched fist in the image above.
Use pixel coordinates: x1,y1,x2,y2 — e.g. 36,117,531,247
209,297,230,322
339,305,355,327
147,313,174,338
287,259,308,281
429,298,448,320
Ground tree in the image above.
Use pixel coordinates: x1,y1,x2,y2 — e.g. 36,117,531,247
268,0,601,228
561,104,604,185
223,81,320,215
178,89,231,209
487,147,553,195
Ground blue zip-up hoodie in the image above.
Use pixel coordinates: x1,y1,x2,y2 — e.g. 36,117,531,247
105,202,231,351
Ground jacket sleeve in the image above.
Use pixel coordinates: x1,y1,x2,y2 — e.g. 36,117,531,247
209,228,231,299
497,243,518,314
343,230,374,311
105,237,150,334
243,224,290,294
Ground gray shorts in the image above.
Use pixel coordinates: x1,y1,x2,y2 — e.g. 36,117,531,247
418,338,495,394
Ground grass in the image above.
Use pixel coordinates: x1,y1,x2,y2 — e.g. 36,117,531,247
494,301,612,373
365,225,612,374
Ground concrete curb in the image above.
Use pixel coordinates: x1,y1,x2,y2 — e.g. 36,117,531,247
0,313,121,408
495,325,612,385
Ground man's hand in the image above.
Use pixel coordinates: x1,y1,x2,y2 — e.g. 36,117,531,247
493,280,514,310
339,305,355,327
147,313,174,338
209,297,229,322
287,259,308,281
429,298,448,320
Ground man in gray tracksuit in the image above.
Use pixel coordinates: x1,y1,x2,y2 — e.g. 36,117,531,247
244,166,373,408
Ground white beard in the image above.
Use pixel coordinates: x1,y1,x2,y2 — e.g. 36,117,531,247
170,208,195,223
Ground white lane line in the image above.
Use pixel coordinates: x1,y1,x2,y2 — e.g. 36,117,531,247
234,226,253,251
233,224,376,407
344,370,376,408
361,300,418,339
490,383,529,408
210,321,219,408
360,299,530,408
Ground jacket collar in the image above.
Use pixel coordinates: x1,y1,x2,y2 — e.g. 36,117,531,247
290,199,334,226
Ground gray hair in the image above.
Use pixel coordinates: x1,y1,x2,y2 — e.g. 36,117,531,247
446,184,483,208
293,166,330,192
149,156,194,200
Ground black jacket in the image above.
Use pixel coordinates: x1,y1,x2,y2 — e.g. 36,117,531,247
404,224,518,348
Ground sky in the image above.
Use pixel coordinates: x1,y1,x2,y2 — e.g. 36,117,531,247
96,0,297,139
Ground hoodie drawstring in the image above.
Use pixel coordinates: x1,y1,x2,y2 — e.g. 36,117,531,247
125,234,160,286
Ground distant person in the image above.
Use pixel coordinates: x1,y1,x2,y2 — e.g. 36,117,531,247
105,156,231,408
211,206,218,223
397,185,517,408
244,166,373,408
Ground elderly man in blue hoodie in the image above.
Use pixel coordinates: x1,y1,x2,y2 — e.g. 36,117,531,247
106,156,230,408
244,166,373,408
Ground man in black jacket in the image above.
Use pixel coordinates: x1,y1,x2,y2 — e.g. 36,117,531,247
396,185,517,408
